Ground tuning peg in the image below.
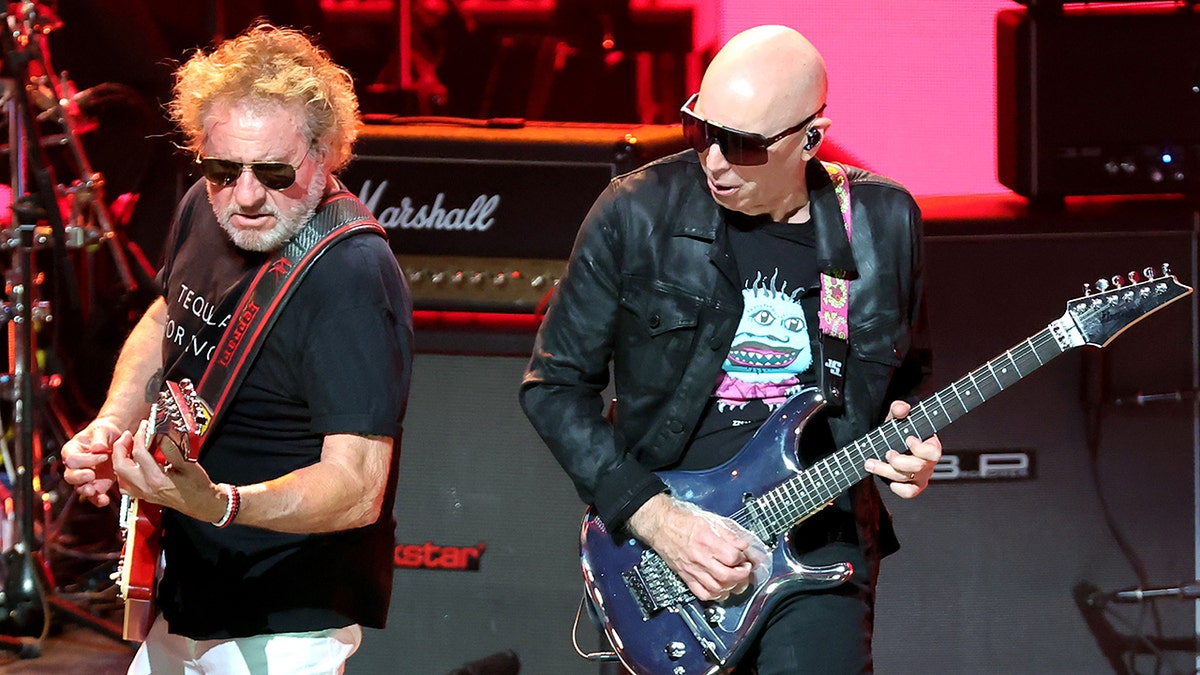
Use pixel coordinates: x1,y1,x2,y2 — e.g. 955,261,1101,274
1111,275,1126,288
1143,266,1157,280
1083,282,1093,296
1162,263,1173,277
1094,278,1110,292
1127,270,1141,284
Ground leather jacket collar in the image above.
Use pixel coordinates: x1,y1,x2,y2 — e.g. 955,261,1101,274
670,159,859,280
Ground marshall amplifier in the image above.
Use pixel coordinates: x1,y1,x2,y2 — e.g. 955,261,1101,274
340,118,688,312
996,6,1200,199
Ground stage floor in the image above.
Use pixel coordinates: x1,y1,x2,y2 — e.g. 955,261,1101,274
0,623,134,674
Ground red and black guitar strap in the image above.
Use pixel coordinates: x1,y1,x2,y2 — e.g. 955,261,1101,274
190,190,386,450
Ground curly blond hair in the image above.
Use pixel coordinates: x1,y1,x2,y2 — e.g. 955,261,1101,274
169,24,360,172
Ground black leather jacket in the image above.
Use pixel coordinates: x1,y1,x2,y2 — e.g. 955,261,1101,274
520,151,931,552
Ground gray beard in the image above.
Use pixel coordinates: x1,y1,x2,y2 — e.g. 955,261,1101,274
211,170,327,252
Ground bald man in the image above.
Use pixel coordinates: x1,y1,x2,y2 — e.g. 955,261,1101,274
521,25,939,673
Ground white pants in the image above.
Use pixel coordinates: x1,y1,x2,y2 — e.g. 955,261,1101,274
128,616,362,674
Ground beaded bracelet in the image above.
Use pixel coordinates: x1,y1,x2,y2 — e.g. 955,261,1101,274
213,483,241,528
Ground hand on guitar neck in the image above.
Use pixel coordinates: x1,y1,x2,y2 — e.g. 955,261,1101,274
63,380,226,522
109,419,227,523
63,416,222,517
863,399,943,497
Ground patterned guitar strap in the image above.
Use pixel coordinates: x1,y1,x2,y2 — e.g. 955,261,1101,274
190,191,387,452
817,162,853,410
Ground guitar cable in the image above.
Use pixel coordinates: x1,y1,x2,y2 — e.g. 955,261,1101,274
1081,348,1174,674
571,595,620,664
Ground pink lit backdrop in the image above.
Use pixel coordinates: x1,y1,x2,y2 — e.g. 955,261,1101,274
714,0,1016,197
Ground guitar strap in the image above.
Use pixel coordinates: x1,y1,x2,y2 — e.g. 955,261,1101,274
817,162,853,409
190,190,386,452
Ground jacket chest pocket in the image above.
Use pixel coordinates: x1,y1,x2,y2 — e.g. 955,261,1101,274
850,318,904,409
617,283,704,389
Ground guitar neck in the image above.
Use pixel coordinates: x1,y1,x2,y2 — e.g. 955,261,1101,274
755,318,1074,537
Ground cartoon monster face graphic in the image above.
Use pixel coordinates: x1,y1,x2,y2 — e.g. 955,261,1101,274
714,270,813,410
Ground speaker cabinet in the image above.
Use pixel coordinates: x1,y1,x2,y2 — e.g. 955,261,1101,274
874,198,1197,673
350,350,607,674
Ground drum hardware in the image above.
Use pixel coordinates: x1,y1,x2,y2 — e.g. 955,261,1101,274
10,1,138,294
0,1,129,657
0,224,103,251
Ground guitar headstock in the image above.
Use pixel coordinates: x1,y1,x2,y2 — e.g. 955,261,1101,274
148,379,212,463
1067,264,1193,348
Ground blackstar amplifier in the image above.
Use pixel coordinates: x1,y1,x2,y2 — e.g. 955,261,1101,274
340,118,688,312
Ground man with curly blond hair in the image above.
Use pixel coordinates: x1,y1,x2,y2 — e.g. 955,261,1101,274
62,24,412,673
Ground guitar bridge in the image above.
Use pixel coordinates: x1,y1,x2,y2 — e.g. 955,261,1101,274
622,550,695,619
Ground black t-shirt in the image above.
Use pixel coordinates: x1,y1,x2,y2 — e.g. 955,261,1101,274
686,216,858,548
684,217,820,471
154,180,413,639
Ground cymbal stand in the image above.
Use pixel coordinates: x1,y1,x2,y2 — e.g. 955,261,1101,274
24,7,137,299
19,1,141,324
0,2,125,656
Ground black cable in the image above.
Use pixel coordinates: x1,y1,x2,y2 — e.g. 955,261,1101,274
1081,347,1177,674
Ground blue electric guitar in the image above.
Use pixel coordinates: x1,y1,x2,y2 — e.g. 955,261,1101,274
580,265,1193,675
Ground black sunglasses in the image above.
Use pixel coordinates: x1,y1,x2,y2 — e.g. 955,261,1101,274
197,157,302,191
680,93,826,166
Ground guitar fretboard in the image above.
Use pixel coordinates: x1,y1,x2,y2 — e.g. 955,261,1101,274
744,325,1068,539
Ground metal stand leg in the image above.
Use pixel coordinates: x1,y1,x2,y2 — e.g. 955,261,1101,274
0,4,135,656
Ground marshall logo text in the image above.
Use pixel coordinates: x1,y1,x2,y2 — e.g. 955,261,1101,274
357,179,499,232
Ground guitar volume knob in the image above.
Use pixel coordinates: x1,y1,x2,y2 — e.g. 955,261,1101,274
665,641,687,660
705,605,727,625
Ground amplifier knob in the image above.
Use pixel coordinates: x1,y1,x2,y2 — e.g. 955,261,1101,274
451,271,465,286
1104,161,1119,176
493,273,508,287
469,272,485,286
530,274,548,289
408,270,427,284
431,272,447,285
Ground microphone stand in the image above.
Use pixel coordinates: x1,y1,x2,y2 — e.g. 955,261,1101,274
1074,581,1200,673
0,3,125,655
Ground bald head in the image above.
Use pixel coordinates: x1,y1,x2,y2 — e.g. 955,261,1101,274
696,25,827,136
